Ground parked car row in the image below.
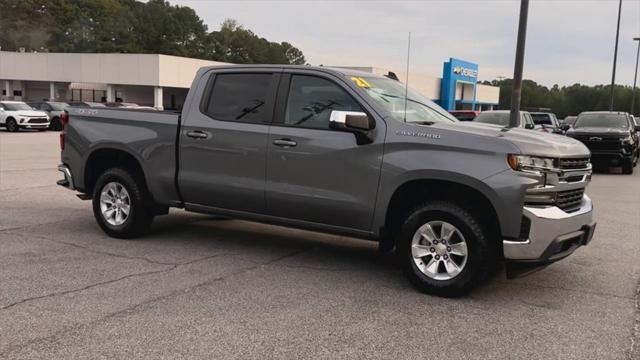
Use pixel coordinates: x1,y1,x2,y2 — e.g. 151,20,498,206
450,108,639,175
0,100,158,132
0,101,50,132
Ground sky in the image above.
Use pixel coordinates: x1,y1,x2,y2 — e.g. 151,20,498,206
174,0,640,87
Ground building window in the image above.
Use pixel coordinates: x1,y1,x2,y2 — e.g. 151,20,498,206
13,90,22,96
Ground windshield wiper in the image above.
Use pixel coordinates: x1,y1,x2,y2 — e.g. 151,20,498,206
235,100,265,121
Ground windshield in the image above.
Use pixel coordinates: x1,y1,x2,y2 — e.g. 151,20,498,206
473,112,510,126
49,102,69,111
2,102,35,111
575,114,629,129
349,76,457,124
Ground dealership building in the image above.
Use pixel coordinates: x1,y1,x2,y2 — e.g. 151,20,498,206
0,51,499,110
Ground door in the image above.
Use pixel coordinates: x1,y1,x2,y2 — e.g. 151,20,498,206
265,73,385,231
178,70,280,213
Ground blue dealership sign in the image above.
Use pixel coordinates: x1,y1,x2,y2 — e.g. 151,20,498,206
440,58,478,111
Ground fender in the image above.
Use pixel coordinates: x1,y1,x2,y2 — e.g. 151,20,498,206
372,169,507,236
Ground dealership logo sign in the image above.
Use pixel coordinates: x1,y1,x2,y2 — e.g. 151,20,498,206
453,66,478,78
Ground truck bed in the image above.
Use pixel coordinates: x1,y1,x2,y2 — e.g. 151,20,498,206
62,107,182,205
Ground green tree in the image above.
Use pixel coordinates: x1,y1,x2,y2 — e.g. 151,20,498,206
0,1,307,66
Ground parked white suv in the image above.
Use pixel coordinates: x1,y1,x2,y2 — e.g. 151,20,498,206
0,101,50,132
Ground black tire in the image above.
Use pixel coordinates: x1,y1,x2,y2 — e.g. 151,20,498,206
92,168,154,239
5,118,18,132
49,117,62,131
622,159,634,174
396,201,493,297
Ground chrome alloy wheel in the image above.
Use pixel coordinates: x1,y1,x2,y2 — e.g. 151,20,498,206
99,182,131,226
411,221,468,281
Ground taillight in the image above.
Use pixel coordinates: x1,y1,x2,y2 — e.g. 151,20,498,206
59,110,68,150
60,110,69,128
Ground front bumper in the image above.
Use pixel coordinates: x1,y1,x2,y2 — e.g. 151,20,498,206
20,123,50,129
503,194,595,262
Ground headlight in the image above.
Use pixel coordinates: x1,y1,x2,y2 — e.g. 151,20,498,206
621,135,633,145
507,154,556,172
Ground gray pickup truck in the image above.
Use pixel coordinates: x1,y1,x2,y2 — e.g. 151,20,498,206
57,65,596,297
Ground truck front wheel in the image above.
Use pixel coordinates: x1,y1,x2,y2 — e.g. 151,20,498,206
92,168,154,239
397,201,492,297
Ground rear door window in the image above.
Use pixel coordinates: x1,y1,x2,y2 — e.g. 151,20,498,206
203,73,275,123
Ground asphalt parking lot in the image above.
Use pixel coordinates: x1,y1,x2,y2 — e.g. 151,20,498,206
1,130,639,359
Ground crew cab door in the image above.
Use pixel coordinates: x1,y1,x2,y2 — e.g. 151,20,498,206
265,71,385,231
178,70,280,213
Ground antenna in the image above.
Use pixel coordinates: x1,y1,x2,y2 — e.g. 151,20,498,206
404,32,411,122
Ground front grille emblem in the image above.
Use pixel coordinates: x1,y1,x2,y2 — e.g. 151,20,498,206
589,137,602,141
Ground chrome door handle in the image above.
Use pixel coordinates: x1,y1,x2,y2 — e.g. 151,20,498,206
186,130,208,139
273,139,297,147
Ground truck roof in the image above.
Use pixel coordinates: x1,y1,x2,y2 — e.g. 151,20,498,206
199,64,385,79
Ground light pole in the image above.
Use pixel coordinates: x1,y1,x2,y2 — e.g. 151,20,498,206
509,0,529,128
609,0,622,111
631,37,640,116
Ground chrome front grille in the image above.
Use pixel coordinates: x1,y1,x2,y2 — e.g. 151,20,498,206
558,157,590,170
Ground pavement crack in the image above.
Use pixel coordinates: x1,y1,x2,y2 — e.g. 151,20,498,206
0,247,311,357
0,267,175,311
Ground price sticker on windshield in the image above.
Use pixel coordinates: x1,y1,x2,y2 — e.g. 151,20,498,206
350,76,371,89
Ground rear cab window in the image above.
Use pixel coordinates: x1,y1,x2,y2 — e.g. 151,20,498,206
202,73,278,124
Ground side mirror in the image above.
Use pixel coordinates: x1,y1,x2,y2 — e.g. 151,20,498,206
329,110,374,144
560,124,571,131
524,123,535,130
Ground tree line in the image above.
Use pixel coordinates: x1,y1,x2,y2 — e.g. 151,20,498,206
0,0,306,65
481,79,639,118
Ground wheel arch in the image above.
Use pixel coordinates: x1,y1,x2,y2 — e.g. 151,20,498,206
83,147,150,199
377,174,504,254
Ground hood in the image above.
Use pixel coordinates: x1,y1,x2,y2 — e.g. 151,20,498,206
434,122,590,158
17,110,49,117
566,127,629,137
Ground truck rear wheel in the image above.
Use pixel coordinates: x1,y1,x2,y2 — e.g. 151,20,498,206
92,168,154,239
396,201,492,297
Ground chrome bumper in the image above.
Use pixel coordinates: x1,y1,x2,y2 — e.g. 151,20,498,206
503,194,595,261
57,164,76,190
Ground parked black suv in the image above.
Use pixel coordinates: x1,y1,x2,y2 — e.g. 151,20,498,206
566,111,640,174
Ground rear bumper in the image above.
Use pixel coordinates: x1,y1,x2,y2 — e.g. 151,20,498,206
503,194,595,262
57,164,76,190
